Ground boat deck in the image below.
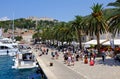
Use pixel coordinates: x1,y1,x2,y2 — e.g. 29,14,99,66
13,60,38,69
17,65,36,69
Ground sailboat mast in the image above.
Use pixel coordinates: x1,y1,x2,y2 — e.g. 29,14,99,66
12,13,14,40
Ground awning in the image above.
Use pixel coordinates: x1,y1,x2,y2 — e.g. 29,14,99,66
103,39,120,45
83,39,106,45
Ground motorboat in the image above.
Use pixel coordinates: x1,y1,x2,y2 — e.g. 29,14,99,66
12,50,38,69
0,42,18,56
0,37,18,56
12,44,38,69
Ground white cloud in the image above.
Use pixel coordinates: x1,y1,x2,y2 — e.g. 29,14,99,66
0,17,10,21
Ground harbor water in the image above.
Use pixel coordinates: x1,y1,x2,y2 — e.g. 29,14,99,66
0,55,41,79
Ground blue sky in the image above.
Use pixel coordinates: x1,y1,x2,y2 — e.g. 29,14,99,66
0,0,115,22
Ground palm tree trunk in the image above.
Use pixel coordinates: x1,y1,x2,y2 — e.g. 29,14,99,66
96,32,101,56
57,41,58,46
62,41,63,46
77,30,82,49
52,40,55,45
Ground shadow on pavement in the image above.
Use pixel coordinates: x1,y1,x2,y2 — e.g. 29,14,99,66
96,58,120,66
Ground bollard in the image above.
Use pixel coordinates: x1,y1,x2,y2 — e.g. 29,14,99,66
50,62,53,66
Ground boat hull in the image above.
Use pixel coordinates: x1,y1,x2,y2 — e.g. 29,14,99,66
0,49,18,56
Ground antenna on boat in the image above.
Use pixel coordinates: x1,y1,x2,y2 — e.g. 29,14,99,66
12,13,15,41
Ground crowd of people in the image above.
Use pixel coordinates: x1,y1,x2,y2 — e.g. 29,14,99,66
34,44,115,66
62,48,97,66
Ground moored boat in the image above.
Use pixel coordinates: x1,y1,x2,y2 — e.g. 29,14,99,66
12,44,38,69
0,38,18,56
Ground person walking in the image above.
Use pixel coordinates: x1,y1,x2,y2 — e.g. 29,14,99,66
76,54,79,61
101,50,106,62
68,55,71,66
46,48,49,55
51,51,55,59
55,51,59,59
71,54,75,66
64,52,68,64
84,55,88,64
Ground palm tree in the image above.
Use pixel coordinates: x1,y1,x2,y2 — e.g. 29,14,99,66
53,23,64,46
86,3,106,55
52,22,74,46
56,22,68,45
107,0,120,35
108,0,120,9
71,16,85,49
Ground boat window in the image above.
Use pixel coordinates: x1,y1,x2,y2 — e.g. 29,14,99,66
22,53,32,61
0,46,10,49
13,45,18,48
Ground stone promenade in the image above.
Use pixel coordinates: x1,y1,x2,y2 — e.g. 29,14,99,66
33,48,120,79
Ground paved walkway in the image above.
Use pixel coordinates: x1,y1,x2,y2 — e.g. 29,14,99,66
33,48,120,79
33,49,85,79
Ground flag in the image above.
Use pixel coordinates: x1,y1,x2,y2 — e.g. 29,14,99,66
110,39,115,49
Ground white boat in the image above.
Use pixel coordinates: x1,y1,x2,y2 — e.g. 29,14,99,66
0,37,18,56
0,42,18,56
12,44,38,69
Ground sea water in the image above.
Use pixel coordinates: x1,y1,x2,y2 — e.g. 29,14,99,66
0,55,40,79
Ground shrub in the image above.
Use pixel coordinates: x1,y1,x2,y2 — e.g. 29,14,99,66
15,36,23,41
